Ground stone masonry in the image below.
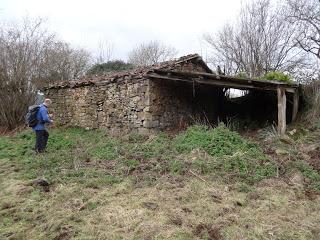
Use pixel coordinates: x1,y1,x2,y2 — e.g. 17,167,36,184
45,54,212,134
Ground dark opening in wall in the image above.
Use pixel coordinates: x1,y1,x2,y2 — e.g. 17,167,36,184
219,88,279,129
153,79,294,131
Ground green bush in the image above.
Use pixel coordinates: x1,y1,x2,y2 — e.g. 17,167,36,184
235,72,248,79
173,124,277,182
86,60,134,75
259,71,292,83
174,124,254,157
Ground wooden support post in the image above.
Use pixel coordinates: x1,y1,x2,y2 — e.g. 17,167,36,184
292,89,299,122
277,87,286,135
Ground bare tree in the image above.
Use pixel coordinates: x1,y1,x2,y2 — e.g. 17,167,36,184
37,41,91,86
203,0,305,78
128,40,177,66
0,18,91,130
96,39,114,63
286,0,320,59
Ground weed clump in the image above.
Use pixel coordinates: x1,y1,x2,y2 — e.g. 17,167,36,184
174,124,249,156
174,124,277,182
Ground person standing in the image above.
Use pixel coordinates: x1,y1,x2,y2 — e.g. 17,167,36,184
33,99,53,153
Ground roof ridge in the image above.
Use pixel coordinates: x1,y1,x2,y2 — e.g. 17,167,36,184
44,53,207,89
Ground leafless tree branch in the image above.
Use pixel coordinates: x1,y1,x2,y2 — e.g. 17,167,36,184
203,0,306,78
128,40,177,66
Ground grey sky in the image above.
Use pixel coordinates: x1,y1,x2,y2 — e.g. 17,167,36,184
0,0,244,60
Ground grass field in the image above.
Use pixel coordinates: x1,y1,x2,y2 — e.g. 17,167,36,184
0,124,319,239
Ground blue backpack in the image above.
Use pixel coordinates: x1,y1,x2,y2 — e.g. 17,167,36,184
25,105,40,127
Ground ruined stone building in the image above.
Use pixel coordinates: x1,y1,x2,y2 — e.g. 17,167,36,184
45,54,299,135
45,54,213,134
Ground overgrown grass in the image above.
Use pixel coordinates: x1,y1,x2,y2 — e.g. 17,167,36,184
0,125,319,239
1,124,318,187
173,124,276,182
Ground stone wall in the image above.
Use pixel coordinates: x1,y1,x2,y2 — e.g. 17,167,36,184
46,77,152,135
45,56,217,134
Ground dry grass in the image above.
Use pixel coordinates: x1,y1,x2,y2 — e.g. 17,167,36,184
1,173,319,239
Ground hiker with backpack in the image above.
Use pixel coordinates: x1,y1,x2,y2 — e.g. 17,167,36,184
27,99,53,153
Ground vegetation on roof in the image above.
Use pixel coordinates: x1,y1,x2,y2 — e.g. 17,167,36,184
234,71,292,83
259,71,292,83
86,60,135,76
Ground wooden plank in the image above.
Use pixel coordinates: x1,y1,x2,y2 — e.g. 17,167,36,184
277,87,287,135
147,73,282,91
148,73,250,90
152,69,299,90
292,89,299,122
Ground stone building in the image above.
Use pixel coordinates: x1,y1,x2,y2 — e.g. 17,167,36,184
45,54,299,135
45,54,216,134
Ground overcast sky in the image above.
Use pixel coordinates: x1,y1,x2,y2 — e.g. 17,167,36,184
0,0,245,61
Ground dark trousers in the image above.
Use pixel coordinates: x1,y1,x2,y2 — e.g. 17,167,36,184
35,130,49,153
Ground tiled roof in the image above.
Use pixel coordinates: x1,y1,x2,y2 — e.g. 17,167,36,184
44,54,208,89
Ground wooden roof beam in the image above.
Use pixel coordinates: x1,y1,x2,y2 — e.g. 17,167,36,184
151,69,299,91
147,73,296,92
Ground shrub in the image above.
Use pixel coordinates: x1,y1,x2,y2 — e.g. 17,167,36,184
259,71,292,83
86,60,134,75
174,124,253,157
235,72,248,79
173,124,277,182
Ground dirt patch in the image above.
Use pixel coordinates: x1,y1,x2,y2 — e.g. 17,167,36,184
53,231,72,240
194,223,222,240
308,150,320,172
305,189,320,201
167,215,183,226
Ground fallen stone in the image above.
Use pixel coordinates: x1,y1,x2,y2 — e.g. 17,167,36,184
289,171,304,187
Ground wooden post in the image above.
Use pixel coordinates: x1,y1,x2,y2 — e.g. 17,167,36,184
277,87,286,135
292,89,299,122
